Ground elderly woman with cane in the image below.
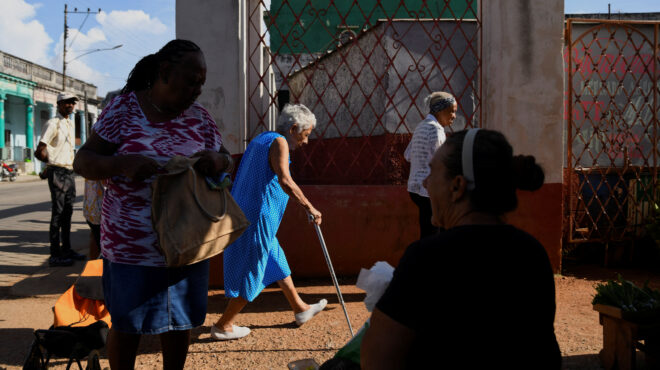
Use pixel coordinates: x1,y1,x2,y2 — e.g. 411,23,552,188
405,91,457,238
74,40,232,369
362,129,561,369
210,103,327,341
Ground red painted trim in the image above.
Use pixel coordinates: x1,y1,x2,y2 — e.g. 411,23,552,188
505,183,563,273
209,183,563,287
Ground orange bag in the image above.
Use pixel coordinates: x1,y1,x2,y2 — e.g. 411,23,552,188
52,259,111,328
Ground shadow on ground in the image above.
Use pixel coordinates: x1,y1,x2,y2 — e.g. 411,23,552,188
10,262,85,297
0,328,37,367
0,326,109,369
561,353,602,369
562,262,660,289
207,289,365,315
0,196,82,220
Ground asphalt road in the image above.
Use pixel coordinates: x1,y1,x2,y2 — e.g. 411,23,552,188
0,176,81,213
0,176,87,290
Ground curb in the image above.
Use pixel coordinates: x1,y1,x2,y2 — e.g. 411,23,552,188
0,175,45,185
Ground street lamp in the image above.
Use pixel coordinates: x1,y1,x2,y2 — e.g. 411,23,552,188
62,44,122,91
68,44,123,63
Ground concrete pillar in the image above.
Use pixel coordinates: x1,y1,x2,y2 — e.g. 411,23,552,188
482,0,564,183
0,94,5,149
481,0,565,271
89,113,97,134
176,0,247,154
26,100,34,150
78,110,86,145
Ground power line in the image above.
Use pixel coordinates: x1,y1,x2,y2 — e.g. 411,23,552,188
59,0,174,95
74,0,170,51
65,0,174,62
67,12,90,49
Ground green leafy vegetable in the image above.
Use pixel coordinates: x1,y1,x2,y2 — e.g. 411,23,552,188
592,274,660,313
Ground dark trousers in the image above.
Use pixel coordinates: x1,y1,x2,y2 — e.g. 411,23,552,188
86,221,101,252
47,166,76,257
409,192,438,239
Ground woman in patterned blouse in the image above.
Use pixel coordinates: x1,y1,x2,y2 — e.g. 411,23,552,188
74,40,232,370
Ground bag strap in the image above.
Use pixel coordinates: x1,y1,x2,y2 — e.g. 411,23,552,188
188,165,227,222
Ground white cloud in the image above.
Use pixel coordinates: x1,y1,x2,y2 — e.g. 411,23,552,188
87,9,172,95
52,9,171,96
56,27,108,61
0,0,52,64
48,26,109,86
0,1,171,97
66,58,108,89
96,10,167,35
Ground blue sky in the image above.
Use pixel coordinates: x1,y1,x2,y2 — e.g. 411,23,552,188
2,1,659,97
565,0,660,14
1,0,175,97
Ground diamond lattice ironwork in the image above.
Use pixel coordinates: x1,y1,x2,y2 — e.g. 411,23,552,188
246,0,481,185
566,20,659,244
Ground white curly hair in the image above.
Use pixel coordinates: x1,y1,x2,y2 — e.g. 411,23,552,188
276,103,317,134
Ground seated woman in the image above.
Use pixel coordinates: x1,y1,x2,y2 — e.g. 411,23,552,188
361,129,561,369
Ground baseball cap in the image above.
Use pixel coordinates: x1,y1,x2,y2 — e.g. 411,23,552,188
57,92,79,102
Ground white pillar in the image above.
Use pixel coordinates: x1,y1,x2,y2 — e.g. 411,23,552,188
89,113,97,132
482,0,564,184
78,110,86,145
176,0,248,154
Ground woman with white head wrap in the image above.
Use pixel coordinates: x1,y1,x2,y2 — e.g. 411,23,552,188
404,91,457,238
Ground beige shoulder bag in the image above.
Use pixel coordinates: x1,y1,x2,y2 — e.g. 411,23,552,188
152,156,250,267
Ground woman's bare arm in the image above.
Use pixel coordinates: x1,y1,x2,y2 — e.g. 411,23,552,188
269,137,322,224
361,308,415,370
192,145,233,177
73,132,161,181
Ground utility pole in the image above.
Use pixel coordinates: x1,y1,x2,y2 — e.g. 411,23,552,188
62,4,67,91
62,4,101,91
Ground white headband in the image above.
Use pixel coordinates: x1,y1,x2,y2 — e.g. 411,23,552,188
462,128,480,190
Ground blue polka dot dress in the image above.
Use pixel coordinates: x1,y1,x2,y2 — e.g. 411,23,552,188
223,132,292,302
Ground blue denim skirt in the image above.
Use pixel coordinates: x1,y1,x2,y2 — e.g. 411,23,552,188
102,259,210,335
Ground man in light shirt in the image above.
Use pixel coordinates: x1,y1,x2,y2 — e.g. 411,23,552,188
35,93,86,266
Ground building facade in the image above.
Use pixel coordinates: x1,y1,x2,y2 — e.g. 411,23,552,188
0,50,100,173
178,0,565,282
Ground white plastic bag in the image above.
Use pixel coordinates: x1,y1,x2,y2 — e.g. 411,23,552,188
356,261,394,312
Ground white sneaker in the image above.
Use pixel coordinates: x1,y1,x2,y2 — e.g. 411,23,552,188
210,325,251,341
294,299,328,326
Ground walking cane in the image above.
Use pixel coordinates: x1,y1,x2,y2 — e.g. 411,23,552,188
308,213,354,336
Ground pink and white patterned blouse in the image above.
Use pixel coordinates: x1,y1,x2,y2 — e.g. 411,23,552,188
93,92,222,266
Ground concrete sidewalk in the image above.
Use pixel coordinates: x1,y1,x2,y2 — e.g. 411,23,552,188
0,173,42,185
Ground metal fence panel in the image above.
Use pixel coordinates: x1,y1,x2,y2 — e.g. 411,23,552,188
566,19,659,244
247,0,481,185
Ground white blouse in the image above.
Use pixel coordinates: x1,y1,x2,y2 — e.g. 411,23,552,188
404,114,446,197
